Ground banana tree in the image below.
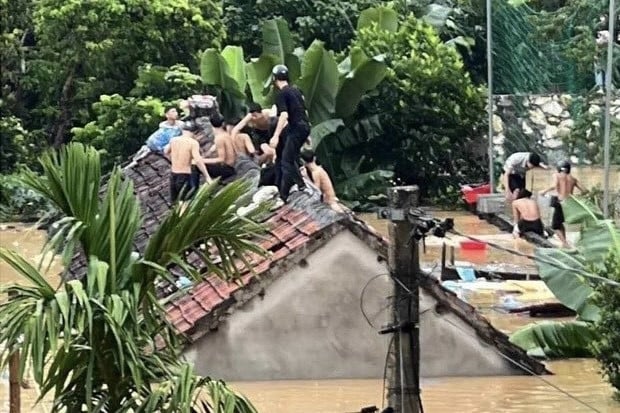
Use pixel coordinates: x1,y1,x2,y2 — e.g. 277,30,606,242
0,143,263,412
199,15,391,207
509,197,620,358
200,46,247,120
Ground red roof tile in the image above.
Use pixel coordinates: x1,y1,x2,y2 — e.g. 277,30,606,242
205,275,241,299
191,283,221,311
270,246,291,262
298,220,321,236
271,222,299,242
258,234,280,250
252,259,271,275
286,233,310,251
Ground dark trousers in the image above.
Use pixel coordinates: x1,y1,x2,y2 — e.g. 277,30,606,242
170,173,193,203
191,164,235,188
275,123,309,201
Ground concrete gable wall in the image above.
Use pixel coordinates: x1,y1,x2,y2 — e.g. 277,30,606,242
184,231,520,380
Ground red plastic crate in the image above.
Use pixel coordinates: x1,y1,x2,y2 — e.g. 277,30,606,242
461,183,491,205
460,240,487,250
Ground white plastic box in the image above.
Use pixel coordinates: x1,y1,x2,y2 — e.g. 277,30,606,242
476,194,505,214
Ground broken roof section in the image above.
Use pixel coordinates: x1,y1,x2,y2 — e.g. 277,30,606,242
70,150,549,377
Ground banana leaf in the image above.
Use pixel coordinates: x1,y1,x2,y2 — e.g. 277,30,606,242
357,6,398,32
297,40,339,126
221,46,246,93
200,49,244,99
260,18,300,82
563,196,604,227
335,48,387,119
311,119,345,151
262,18,294,64
509,320,595,358
535,247,600,322
246,55,277,107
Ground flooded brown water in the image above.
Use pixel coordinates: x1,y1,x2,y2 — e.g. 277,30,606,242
1,214,619,413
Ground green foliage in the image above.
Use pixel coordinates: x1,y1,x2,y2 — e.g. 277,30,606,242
72,95,169,171
0,0,224,173
0,116,42,174
223,0,377,56
509,320,596,358
532,0,619,83
511,197,620,359
352,11,487,201
0,143,263,411
408,0,488,84
582,185,620,222
130,64,202,102
357,5,399,32
564,93,620,165
0,174,52,222
297,41,339,125
591,252,620,394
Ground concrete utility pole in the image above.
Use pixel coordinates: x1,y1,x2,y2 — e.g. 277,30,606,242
9,349,21,413
385,186,421,413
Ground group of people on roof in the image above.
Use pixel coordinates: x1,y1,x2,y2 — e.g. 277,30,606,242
501,151,587,248
143,65,342,213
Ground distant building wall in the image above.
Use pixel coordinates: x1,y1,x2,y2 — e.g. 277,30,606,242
184,231,524,380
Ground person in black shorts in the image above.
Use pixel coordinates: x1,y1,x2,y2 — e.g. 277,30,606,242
540,160,587,248
512,189,545,237
269,65,310,202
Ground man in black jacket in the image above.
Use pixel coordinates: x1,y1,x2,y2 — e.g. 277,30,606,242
269,64,310,202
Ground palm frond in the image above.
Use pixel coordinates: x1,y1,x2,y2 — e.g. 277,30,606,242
142,180,267,285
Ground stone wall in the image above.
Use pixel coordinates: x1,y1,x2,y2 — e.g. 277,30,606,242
491,93,620,164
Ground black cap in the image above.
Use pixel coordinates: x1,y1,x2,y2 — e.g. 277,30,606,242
557,160,571,173
272,64,289,81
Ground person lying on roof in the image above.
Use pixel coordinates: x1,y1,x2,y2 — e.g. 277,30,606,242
145,106,184,153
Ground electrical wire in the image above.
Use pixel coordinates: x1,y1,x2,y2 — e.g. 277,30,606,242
381,335,394,410
360,273,391,329
439,315,603,413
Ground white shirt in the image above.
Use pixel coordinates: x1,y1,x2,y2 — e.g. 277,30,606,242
504,152,531,176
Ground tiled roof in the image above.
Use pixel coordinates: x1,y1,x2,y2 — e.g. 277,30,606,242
165,198,343,338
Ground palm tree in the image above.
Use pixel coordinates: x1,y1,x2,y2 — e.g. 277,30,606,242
0,143,265,412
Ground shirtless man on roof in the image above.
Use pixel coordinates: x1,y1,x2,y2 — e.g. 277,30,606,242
164,123,211,204
201,113,236,180
540,160,587,248
231,102,277,165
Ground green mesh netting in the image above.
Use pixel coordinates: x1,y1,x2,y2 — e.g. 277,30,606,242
492,0,594,95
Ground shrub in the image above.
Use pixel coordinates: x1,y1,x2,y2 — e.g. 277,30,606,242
591,252,620,395
353,14,487,200
0,174,51,222
223,0,377,55
72,95,170,171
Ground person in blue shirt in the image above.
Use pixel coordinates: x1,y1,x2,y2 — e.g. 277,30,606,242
146,106,184,153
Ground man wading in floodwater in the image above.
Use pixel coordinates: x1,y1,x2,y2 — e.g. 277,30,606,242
540,160,587,248
269,65,310,202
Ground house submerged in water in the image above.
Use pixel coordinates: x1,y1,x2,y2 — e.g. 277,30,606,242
73,147,549,381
